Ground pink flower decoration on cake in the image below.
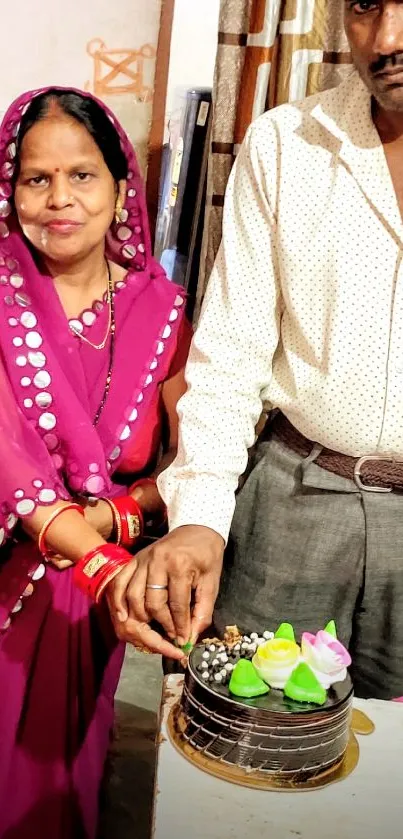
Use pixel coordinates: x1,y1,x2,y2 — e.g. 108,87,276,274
301,630,351,689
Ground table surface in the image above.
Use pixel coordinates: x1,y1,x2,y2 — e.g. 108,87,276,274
152,675,403,839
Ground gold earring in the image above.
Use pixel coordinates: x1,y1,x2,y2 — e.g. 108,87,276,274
115,197,123,224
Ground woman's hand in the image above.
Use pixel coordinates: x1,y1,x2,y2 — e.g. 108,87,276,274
106,557,184,660
107,525,225,647
47,554,75,570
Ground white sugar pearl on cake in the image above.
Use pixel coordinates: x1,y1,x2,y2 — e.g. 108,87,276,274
250,632,259,640
208,644,216,652
214,673,223,683
201,662,209,670
225,663,234,672
201,671,209,680
202,651,210,660
212,658,219,667
263,631,274,640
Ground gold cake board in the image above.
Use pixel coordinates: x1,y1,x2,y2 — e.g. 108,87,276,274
167,703,375,793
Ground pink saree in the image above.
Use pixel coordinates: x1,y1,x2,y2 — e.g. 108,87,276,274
0,88,186,838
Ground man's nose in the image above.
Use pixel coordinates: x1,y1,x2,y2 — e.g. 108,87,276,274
373,5,403,57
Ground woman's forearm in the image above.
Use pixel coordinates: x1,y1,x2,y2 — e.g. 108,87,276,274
24,502,107,562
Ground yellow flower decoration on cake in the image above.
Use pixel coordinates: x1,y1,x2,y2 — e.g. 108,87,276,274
252,638,300,689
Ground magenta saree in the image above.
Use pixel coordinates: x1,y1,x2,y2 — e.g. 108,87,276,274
0,88,186,838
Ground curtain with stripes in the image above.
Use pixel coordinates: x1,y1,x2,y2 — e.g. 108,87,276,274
195,0,352,318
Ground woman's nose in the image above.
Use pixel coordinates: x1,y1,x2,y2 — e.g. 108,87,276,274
47,173,74,209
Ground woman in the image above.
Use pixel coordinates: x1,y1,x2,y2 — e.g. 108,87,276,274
0,86,190,838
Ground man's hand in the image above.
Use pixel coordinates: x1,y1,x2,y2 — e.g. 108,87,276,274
108,526,225,647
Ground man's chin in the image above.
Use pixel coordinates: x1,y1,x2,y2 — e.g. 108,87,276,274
371,83,403,113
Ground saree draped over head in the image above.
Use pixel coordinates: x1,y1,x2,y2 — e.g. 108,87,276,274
0,87,187,839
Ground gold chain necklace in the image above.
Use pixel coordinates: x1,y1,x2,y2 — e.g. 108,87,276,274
69,262,113,351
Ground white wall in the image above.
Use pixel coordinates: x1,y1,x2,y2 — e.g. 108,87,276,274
0,0,161,173
165,0,220,131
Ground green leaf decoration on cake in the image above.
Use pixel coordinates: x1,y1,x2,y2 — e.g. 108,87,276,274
284,663,327,706
274,622,295,642
181,641,194,654
228,659,270,698
324,620,337,638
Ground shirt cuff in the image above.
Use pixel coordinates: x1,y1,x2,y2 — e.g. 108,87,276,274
157,473,235,545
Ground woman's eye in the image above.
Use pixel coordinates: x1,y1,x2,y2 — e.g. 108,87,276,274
72,172,93,183
28,175,47,186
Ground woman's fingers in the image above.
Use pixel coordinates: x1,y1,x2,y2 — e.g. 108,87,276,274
106,557,138,622
49,555,74,570
110,613,184,660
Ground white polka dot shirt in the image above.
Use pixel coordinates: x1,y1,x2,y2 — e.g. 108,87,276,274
158,71,403,543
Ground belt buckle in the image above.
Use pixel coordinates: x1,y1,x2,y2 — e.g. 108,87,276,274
354,454,397,493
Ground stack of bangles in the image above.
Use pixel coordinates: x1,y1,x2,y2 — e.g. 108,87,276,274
102,477,166,549
37,479,165,604
73,543,134,603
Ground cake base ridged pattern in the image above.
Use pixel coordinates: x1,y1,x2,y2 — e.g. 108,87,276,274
168,702,360,791
179,656,353,783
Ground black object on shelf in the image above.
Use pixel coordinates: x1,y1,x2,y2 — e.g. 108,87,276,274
155,88,212,319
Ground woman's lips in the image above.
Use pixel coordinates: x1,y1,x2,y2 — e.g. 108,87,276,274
44,220,83,234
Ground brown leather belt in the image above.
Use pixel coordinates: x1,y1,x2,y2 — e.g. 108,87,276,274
270,412,403,492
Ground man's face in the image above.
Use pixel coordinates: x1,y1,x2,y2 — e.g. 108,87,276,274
345,2,403,111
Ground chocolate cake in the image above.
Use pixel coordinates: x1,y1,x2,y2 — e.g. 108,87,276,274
177,623,353,781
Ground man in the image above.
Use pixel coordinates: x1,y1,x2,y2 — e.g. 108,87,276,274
111,2,403,697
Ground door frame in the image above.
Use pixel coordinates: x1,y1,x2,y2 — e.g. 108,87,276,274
146,0,176,243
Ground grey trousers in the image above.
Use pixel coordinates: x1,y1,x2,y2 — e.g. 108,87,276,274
214,437,403,700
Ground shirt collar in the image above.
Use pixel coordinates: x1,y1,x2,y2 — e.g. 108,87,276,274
311,71,403,244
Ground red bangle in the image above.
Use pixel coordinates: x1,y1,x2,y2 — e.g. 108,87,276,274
38,503,85,558
73,543,132,602
112,495,144,549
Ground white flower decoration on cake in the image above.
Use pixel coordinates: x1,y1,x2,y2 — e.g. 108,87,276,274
301,630,352,689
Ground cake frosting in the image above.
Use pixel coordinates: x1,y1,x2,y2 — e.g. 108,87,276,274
301,630,351,689
177,620,353,781
252,638,301,689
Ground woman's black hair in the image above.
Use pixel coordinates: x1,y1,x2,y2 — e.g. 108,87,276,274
14,88,128,182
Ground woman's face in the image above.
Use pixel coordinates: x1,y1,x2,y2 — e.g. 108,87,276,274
14,110,126,266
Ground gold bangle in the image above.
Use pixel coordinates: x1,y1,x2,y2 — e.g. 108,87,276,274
102,498,122,546
37,502,85,557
